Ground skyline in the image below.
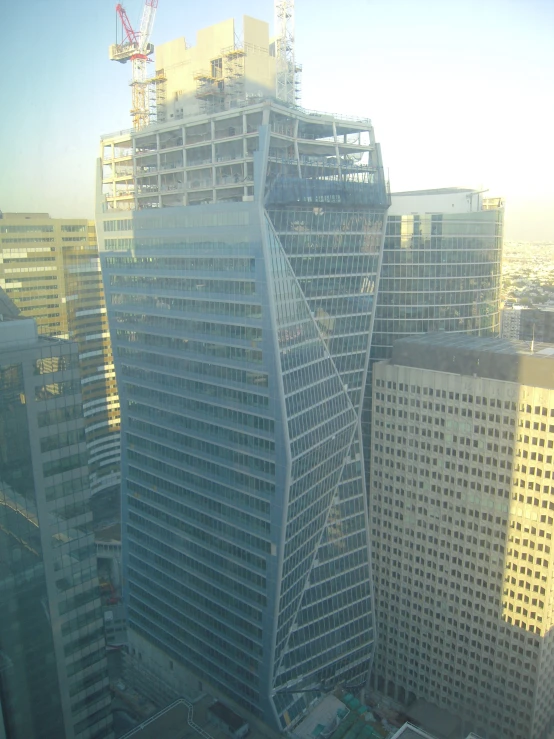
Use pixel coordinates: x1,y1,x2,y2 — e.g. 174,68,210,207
2,0,553,241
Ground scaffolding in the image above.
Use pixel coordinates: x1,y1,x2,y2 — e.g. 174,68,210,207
147,69,167,124
194,69,225,113
275,0,301,105
194,42,248,113
222,45,246,108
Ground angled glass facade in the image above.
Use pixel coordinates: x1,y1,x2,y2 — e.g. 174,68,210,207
98,101,389,731
0,316,112,739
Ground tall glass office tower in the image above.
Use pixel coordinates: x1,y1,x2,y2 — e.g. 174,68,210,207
0,293,112,739
371,189,503,364
98,93,389,729
361,188,504,465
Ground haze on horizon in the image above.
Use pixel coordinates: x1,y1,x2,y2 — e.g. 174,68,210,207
1,0,553,242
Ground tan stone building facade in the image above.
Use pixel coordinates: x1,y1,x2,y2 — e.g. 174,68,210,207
370,333,554,739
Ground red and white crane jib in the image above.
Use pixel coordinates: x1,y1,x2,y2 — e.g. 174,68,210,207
111,1,160,128
115,3,141,51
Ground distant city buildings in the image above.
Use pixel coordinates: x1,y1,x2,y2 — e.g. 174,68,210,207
0,293,113,739
501,240,554,307
370,332,554,739
501,305,554,344
97,14,389,732
501,304,525,340
0,213,120,499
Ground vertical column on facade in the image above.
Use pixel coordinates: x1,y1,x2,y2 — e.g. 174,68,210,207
332,120,341,180
294,116,301,177
210,118,216,203
241,112,248,196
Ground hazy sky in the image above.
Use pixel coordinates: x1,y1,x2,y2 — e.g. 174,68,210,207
1,0,553,240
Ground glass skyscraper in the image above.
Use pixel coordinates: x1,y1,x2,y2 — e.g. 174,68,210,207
0,295,112,739
361,188,504,463
371,189,503,363
98,97,389,730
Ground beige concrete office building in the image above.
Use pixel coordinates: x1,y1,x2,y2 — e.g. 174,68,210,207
370,333,554,739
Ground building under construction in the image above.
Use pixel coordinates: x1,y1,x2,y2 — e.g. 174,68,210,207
98,10,389,734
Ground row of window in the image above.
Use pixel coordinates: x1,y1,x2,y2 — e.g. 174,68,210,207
123,369,269,422
43,451,88,478
129,524,267,592
377,380,517,406
129,553,263,626
128,445,274,503
128,498,270,567
126,382,273,434
41,427,85,453
130,571,263,656
129,602,260,695
113,310,262,343
128,399,274,454
117,328,263,364
268,208,384,235
129,539,267,608
128,462,270,520
119,345,268,388
0,237,55,243
110,273,256,296
112,292,262,319
128,478,269,539
104,238,133,249
128,415,272,473
45,475,89,503
106,255,255,273
128,432,274,491
35,380,80,401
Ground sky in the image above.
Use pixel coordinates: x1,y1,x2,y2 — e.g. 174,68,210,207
1,0,553,241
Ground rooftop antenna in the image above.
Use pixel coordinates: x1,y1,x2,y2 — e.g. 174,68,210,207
275,0,299,105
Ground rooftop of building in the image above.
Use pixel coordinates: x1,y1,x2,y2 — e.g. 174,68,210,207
394,332,553,357
389,723,485,739
119,700,190,739
387,332,554,389
0,310,76,352
0,211,53,219
504,304,554,313
0,286,20,320
99,98,373,143
119,696,282,739
387,188,502,216
0,212,92,223
292,695,348,739
389,724,441,739
391,187,476,196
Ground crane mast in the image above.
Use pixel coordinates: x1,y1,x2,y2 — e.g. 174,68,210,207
109,0,159,130
275,0,299,105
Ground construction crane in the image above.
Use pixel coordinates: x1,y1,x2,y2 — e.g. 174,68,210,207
275,0,300,106
109,0,159,130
